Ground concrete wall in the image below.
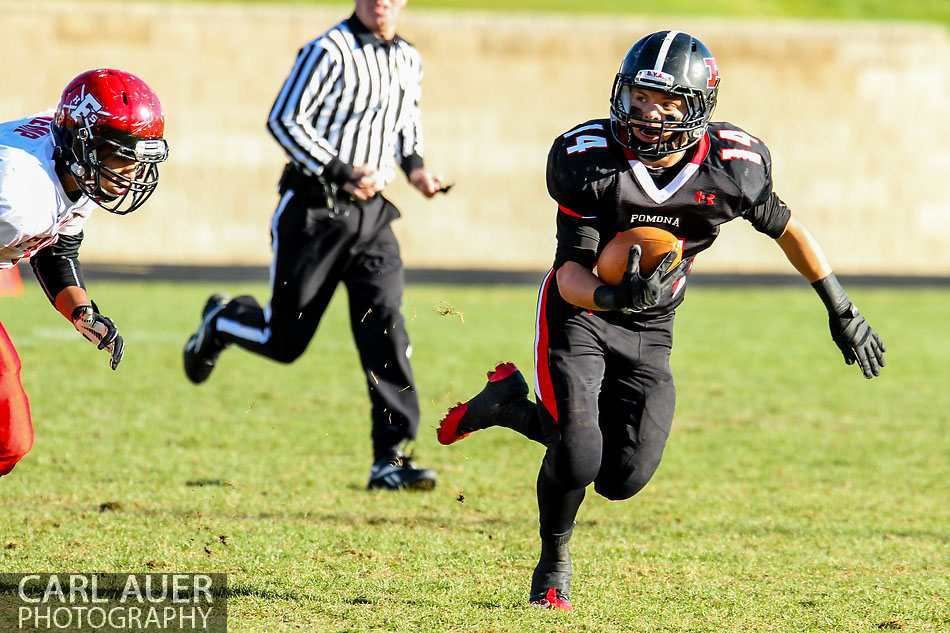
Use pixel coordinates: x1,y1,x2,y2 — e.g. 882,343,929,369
2,1,948,275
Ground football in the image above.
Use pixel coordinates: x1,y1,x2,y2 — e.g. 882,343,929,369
596,226,684,285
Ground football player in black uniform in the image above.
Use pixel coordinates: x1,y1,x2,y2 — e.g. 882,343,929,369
437,30,885,612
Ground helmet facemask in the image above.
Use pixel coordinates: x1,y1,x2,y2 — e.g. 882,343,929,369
65,116,169,215
609,74,712,160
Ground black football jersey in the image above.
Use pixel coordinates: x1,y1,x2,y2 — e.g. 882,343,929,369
544,118,791,321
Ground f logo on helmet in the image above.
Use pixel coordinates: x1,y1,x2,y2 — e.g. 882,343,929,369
703,58,719,89
64,86,110,125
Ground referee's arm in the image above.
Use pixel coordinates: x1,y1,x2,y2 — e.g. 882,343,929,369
396,69,425,177
397,58,443,197
267,41,352,185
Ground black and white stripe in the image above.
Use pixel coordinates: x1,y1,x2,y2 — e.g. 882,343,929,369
267,18,424,187
652,30,682,71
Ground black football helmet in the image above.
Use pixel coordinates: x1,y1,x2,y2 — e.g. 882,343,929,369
609,31,719,159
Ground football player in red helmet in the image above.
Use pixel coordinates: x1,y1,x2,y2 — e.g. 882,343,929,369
438,30,885,612
0,68,168,477
52,68,168,215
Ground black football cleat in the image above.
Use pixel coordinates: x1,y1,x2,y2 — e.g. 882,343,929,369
438,362,530,445
529,527,574,612
528,588,573,612
183,293,231,384
367,452,437,491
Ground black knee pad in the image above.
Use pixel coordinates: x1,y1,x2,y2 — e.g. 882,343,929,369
542,450,598,491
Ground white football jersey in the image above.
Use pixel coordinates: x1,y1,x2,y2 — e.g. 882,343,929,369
0,112,96,268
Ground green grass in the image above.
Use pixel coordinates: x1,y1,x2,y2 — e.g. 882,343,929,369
0,280,947,632
167,0,950,29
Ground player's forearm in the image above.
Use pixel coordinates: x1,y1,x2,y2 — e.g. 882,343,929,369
775,215,832,283
556,261,607,311
30,234,87,316
54,286,91,321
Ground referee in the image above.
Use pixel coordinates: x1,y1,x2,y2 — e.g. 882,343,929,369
183,0,444,490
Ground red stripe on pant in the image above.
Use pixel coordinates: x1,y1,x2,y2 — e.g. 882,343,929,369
0,322,33,476
534,270,558,423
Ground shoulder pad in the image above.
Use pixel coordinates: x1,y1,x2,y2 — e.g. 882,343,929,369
705,122,774,202
546,120,618,210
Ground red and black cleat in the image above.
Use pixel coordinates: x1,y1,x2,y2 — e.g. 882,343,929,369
437,362,526,445
528,588,573,612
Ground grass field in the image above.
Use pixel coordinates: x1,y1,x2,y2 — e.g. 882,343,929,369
0,280,947,632
183,0,950,28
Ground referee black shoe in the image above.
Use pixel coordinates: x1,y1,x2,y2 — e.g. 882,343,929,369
437,362,531,445
367,452,437,491
183,293,231,384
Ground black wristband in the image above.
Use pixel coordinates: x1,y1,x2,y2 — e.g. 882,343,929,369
70,305,93,321
322,157,355,185
811,273,851,315
593,286,618,311
400,153,424,176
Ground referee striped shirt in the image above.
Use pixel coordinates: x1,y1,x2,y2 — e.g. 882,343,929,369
267,14,425,189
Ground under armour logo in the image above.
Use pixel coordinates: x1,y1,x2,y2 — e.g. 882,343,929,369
695,191,716,205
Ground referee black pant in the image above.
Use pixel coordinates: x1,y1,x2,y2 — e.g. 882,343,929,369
215,180,419,461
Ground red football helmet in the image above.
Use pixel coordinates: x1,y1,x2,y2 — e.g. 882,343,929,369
52,69,168,215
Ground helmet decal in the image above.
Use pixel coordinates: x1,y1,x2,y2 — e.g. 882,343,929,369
703,58,719,89
635,69,675,90
61,85,111,126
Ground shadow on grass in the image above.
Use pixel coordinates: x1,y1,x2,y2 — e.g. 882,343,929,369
91,497,518,530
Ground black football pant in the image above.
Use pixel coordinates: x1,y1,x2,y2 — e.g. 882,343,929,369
214,186,419,461
534,307,676,535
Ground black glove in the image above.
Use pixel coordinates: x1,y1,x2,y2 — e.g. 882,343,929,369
594,245,689,313
71,305,125,370
812,274,886,379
